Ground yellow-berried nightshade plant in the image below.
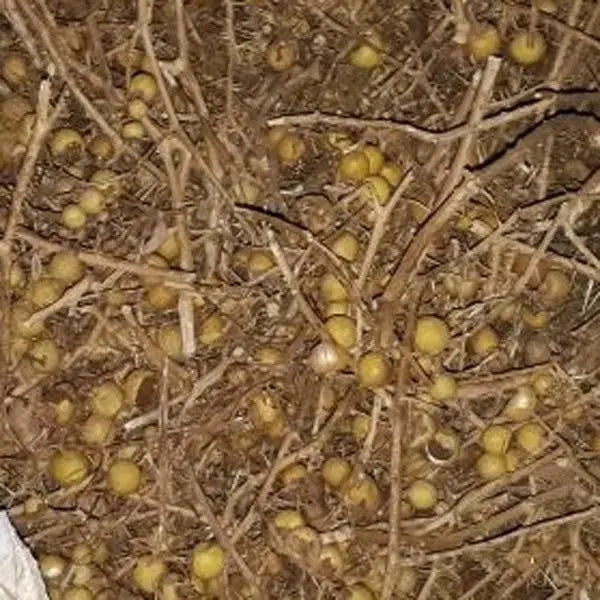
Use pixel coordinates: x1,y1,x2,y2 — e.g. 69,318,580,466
78,187,106,215
80,414,113,445
540,269,571,304
379,162,402,187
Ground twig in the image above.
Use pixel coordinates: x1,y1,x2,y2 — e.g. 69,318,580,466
190,476,264,600
267,96,553,144
357,171,414,290
267,229,322,333
383,57,502,302
15,228,195,286
26,276,93,326
398,504,600,566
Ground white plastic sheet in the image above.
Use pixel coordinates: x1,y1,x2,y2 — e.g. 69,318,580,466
0,511,48,600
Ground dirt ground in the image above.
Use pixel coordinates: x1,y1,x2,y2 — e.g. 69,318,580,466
2,0,600,598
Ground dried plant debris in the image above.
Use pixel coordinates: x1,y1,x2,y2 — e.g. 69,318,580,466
2,0,600,599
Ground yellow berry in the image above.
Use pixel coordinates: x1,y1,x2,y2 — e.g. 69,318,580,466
108,459,142,495
280,463,307,486
2,55,28,85
338,150,370,183
351,414,371,442
80,414,113,445
133,555,167,593
191,543,225,580
357,352,391,388
540,270,571,304
414,316,450,356
49,449,89,487
379,162,402,187
146,284,178,310
322,457,351,488
29,278,63,308
87,135,114,159
360,175,391,205
247,250,274,274
320,272,348,302
121,120,145,139
90,381,124,419
78,187,106,215
62,204,87,229
128,99,148,120
157,324,183,359
341,472,380,512
324,315,356,349
199,313,225,345
407,479,437,510
330,231,359,262
50,128,84,157
48,251,84,284
274,509,305,530
276,133,305,164
157,233,180,262
128,71,158,103
476,453,507,480
516,422,545,455
470,325,499,355
347,584,375,600
361,144,384,174
481,425,511,454
510,31,547,66
503,385,537,421
429,373,457,402
63,586,93,600
349,44,382,69
467,24,502,61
